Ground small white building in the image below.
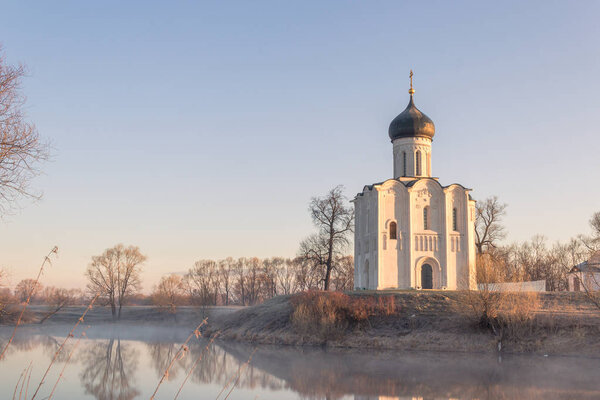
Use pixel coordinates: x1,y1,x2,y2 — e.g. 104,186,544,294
353,76,476,290
568,252,600,292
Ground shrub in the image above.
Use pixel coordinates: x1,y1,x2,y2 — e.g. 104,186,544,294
495,291,539,341
290,291,396,340
461,288,539,342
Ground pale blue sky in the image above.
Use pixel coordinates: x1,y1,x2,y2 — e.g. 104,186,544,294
0,1,599,290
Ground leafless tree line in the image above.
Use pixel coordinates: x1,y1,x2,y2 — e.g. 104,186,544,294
479,236,591,291
476,196,600,293
0,279,85,322
151,186,355,310
152,255,354,309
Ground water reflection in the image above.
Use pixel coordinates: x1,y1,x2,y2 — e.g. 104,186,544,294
79,338,140,400
1,325,600,400
146,340,286,391
218,342,600,400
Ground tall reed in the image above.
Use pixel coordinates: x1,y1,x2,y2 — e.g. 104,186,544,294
173,332,220,400
24,361,32,400
220,349,256,400
47,325,90,400
150,319,207,400
0,246,58,360
30,293,99,400
12,362,31,400
17,363,30,400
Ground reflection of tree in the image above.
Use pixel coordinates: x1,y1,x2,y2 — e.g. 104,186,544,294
146,339,284,392
0,332,74,362
217,344,600,400
80,338,140,400
147,342,183,380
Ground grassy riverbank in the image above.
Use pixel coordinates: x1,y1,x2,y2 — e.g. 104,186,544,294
4,291,599,356
204,290,600,356
1,305,241,328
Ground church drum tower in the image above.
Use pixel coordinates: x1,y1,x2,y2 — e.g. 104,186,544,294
353,73,476,290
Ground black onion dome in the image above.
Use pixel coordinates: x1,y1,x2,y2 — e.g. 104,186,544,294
388,95,435,141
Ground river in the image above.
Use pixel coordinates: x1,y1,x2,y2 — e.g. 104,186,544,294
1,324,599,399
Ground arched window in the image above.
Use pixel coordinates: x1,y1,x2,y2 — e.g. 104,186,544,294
402,152,407,176
415,150,422,176
452,208,458,231
423,206,429,230
389,221,397,240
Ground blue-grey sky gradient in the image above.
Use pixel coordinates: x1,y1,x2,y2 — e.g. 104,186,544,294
1,1,599,290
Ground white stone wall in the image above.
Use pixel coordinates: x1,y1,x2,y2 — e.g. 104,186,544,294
568,272,600,291
354,113,475,290
354,177,476,290
354,188,379,290
392,137,432,178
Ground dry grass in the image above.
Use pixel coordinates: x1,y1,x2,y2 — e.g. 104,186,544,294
290,291,395,340
459,287,543,344
0,246,58,360
205,290,600,355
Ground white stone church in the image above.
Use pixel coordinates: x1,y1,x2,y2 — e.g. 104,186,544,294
354,76,476,290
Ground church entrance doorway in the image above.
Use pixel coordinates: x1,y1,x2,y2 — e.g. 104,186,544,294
421,264,433,289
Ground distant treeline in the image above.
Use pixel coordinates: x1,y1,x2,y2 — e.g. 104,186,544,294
152,256,354,310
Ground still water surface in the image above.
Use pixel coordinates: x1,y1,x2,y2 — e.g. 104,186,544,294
1,324,599,399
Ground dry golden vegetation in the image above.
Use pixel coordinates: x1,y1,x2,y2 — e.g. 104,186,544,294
206,290,600,355
290,291,395,340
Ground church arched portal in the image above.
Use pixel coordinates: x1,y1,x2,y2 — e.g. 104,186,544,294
415,257,441,289
421,264,433,289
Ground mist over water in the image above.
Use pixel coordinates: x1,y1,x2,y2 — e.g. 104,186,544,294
1,324,599,399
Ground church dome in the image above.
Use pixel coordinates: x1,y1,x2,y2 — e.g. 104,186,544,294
388,93,435,141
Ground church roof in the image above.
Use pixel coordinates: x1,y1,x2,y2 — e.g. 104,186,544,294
570,261,600,273
356,177,471,198
570,252,600,273
388,94,435,141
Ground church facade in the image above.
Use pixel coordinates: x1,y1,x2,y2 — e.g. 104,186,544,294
354,76,476,290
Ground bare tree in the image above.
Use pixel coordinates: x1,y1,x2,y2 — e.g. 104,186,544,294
0,269,14,319
578,212,600,310
151,275,186,314
300,185,354,290
185,260,220,306
218,258,234,305
85,244,146,321
275,258,298,295
232,258,247,305
293,254,322,292
475,196,507,254
0,47,49,215
330,255,354,291
14,279,43,303
579,211,600,253
590,212,600,237
245,257,262,305
39,287,76,324
262,257,281,299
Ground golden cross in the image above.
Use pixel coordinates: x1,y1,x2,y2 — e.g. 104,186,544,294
409,70,415,95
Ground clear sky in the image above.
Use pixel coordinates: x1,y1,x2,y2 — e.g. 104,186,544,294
0,1,599,291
